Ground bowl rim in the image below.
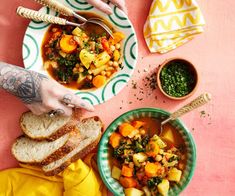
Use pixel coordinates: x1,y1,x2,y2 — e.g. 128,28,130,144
157,57,199,100
22,2,138,106
97,107,197,195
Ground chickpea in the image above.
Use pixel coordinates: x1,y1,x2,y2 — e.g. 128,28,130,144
139,129,146,135
43,61,50,70
88,70,92,74
87,75,93,80
115,43,121,49
156,155,162,162
178,163,184,170
110,45,116,51
113,61,119,68
108,61,114,66
106,67,114,71
73,67,78,73
75,63,80,68
106,71,111,77
50,61,58,69
78,67,84,73
134,134,141,140
167,150,172,154
159,149,164,154
101,71,106,76
52,28,58,33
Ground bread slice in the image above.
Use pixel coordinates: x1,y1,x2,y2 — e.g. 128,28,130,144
20,111,78,141
42,116,103,176
12,128,82,166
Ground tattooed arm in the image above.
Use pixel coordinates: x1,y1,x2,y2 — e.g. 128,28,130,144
0,62,94,116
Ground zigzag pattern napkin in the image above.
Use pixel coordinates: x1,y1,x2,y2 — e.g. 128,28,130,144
144,0,205,53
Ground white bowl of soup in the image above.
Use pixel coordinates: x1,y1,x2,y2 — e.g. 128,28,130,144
22,1,138,105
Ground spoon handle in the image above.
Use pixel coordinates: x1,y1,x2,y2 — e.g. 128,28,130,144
162,93,212,125
34,0,87,22
17,6,67,25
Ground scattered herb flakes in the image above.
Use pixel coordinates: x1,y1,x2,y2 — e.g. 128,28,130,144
129,101,133,104
131,80,137,89
145,72,157,91
200,110,206,117
119,107,122,110
144,68,148,72
192,128,195,131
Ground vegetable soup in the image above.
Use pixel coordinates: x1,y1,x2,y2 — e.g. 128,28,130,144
42,13,125,90
108,117,187,196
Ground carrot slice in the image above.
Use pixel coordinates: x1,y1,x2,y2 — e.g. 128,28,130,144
60,35,77,53
119,123,136,137
109,132,122,148
92,75,106,88
119,177,137,188
109,32,125,45
121,165,134,177
131,121,145,129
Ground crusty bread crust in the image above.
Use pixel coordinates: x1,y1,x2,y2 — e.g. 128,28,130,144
12,133,79,166
44,132,101,176
20,111,78,141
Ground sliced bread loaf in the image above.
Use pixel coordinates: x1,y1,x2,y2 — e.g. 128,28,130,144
42,116,103,176
12,129,82,166
20,111,78,141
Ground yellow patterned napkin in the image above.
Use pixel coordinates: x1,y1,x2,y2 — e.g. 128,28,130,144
144,0,205,53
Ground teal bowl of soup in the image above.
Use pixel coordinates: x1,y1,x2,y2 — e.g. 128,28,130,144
97,108,196,196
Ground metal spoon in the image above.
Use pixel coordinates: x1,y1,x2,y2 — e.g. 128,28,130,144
34,0,113,37
16,5,113,37
159,92,212,136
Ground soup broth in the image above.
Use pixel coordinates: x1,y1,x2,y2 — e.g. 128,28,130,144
108,117,187,196
42,12,124,90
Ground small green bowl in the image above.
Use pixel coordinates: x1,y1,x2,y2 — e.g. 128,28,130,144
97,108,196,196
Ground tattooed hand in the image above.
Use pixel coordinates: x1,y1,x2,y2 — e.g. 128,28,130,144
87,0,127,14
0,62,94,116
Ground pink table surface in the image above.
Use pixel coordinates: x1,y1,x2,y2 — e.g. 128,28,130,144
1,0,235,195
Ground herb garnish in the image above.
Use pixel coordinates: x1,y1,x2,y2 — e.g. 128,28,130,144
160,61,196,97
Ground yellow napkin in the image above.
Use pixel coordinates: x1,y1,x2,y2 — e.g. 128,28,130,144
144,0,205,53
0,154,108,196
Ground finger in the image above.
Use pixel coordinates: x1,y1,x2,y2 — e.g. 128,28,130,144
87,0,113,14
51,101,73,116
61,93,94,112
26,104,44,115
110,0,127,13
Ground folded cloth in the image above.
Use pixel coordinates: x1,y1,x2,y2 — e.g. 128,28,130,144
0,153,107,196
144,0,205,53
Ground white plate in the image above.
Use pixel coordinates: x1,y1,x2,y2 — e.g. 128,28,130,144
22,0,138,105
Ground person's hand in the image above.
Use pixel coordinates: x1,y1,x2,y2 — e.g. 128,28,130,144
87,0,127,14
27,76,94,116
0,62,94,116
